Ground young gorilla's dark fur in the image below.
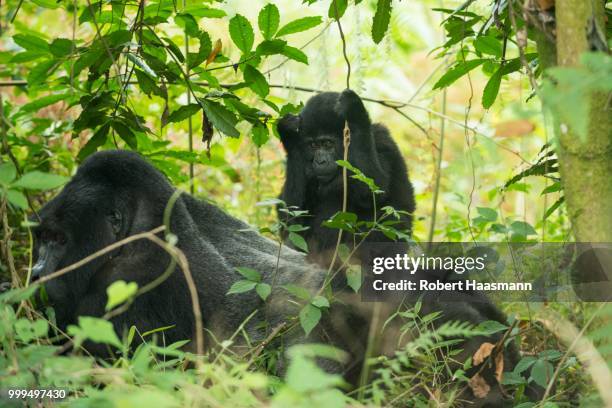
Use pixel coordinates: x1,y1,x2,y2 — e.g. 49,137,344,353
33,151,539,406
277,89,415,261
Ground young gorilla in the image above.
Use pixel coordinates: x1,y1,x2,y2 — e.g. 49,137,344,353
277,89,415,263
32,151,537,406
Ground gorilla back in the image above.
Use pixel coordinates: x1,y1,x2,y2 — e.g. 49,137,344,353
277,90,416,263
32,150,322,353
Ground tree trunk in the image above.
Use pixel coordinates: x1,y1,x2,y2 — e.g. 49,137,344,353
552,0,612,242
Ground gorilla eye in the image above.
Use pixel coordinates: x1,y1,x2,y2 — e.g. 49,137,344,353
310,141,318,149
108,210,122,235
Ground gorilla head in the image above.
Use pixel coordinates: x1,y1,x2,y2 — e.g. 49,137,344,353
277,92,346,183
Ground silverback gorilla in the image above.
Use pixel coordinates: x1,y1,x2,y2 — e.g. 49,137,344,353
277,89,415,261
32,151,537,406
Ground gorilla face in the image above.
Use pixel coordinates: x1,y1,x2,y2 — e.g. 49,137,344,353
32,180,127,305
303,134,341,182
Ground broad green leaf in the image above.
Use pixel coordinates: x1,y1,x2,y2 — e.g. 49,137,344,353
18,93,73,116
255,283,271,300
252,123,269,147
6,190,28,209
514,356,537,374
201,99,240,137
372,0,392,44
311,295,329,308
28,59,57,86
167,104,201,124
258,4,280,40
476,207,497,222
175,13,200,37
328,0,347,20
111,121,138,149
288,231,308,252
105,280,138,311
433,59,486,89
13,172,68,190
283,284,311,301
49,38,74,57
281,46,308,64
510,221,537,236
256,39,287,55
299,304,321,336
276,16,322,37
13,33,49,53
0,162,17,184
346,265,362,292
78,123,110,161
229,14,254,53
69,316,122,349
183,6,226,19
134,69,164,97
236,267,261,282
227,279,257,295
15,318,48,343
530,359,554,388
482,69,502,109
474,36,503,57
244,65,269,97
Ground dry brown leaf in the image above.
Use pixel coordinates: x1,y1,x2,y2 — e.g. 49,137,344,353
468,374,491,399
473,342,495,366
494,351,504,383
494,119,535,137
536,0,555,11
206,39,222,67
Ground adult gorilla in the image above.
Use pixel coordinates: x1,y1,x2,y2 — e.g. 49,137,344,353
32,150,318,353
277,89,415,261
32,151,538,405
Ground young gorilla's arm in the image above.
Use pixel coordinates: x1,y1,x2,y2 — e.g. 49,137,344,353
332,89,391,204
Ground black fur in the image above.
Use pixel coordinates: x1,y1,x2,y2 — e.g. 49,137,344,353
277,89,415,261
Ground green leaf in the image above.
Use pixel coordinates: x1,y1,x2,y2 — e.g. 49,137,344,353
433,59,486,89
6,190,28,209
473,36,503,57
476,207,497,222
28,60,57,86
283,284,311,301
13,33,49,53
105,280,138,311
18,93,73,116
482,69,502,109
244,65,269,97
299,304,321,336
15,319,48,343
175,13,200,37
514,356,537,374
544,196,564,219
255,283,271,300
69,316,122,349
328,0,347,20
541,182,562,195
227,280,257,295
281,45,308,64
183,6,226,19
346,265,362,292
167,104,201,124
0,162,17,184
276,16,323,37
530,359,554,388
252,123,269,147
13,172,68,190
201,99,240,137
258,4,280,40
78,123,110,161
49,38,74,57
256,39,287,55
510,221,537,236
236,267,261,282
372,0,392,44
311,295,329,308
229,14,254,53
288,231,308,252
111,121,138,149
134,69,164,97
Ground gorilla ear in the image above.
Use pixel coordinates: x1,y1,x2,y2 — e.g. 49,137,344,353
277,114,300,147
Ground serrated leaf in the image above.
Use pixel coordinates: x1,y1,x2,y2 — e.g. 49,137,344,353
372,0,392,44
258,4,280,40
433,59,486,90
255,283,271,300
229,14,254,53
277,16,323,37
288,231,308,252
167,104,201,124
201,99,240,137
236,267,261,282
482,69,502,109
299,304,321,336
244,65,269,97
227,280,257,295
69,316,122,349
281,45,308,64
13,172,68,190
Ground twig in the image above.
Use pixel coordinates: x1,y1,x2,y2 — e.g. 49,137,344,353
332,1,351,89
427,88,446,243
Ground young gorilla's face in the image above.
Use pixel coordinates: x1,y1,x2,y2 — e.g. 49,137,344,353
303,133,341,182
